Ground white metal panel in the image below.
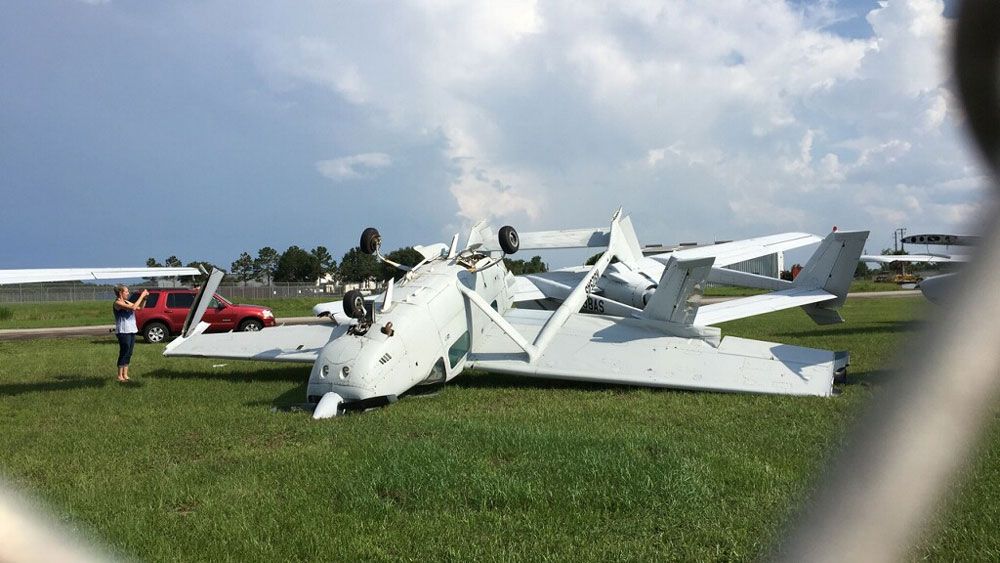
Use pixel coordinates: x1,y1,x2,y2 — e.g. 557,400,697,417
651,232,821,268
467,310,835,396
164,324,346,363
0,267,202,285
509,276,546,302
694,288,835,326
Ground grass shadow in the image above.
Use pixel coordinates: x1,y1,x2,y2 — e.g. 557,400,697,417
451,370,655,394
840,368,897,388
88,339,126,346
0,376,107,397
144,365,308,384
245,383,309,410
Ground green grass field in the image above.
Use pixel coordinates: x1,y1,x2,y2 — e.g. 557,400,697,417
1,297,998,560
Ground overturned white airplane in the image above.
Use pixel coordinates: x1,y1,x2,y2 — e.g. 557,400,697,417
165,210,864,417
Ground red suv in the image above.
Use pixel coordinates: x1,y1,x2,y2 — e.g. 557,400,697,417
130,289,276,343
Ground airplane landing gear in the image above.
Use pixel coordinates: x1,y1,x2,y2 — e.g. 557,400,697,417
498,225,520,254
360,227,381,255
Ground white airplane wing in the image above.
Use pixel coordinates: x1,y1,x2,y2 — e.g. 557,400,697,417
467,308,836,397
163,268,343,363
651,232,822,268
860,254,970,264
0,267,202,285
478,228,611,252
164,322,346,363
510,276,547,302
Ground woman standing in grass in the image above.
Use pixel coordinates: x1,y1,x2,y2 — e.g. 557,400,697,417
113,285,148,382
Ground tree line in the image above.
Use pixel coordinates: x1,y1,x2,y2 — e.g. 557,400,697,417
147,247,548,285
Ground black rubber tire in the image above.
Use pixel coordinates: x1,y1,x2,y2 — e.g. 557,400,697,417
360,227,381,255
498,225,519,254
142,321,169,344
343,289,366,319
238,318,264,332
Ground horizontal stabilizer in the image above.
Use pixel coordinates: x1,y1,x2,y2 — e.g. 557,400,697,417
694,288,835,326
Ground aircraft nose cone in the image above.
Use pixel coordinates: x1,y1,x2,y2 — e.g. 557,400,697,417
325,335,362,365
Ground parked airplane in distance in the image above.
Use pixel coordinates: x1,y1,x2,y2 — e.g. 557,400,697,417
861,233,974,303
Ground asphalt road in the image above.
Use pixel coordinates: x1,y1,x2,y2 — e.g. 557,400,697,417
0,290,921,341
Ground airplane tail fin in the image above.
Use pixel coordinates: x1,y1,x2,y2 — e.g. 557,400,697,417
640,256,715,325
793,230,869,324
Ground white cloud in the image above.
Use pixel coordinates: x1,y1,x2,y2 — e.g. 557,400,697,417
316,153,392,181
235,0,982,238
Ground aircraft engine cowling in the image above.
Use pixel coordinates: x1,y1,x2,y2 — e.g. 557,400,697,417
596,274,656,309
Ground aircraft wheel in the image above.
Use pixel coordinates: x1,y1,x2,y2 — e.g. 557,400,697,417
498,225,520,254
360,227,381,255
343,289,366,319
143,322,169,344
238,318,263,332
834,366,848,385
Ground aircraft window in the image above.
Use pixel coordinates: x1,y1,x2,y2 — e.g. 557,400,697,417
448,331,471,368
166,293,196,308
491,300,498,311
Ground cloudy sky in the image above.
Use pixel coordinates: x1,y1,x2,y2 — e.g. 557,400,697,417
0,0,988,269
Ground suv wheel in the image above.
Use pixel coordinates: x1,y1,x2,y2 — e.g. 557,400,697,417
143,322,169,344
238,319,264,332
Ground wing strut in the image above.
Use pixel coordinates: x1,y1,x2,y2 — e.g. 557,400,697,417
460,208,635,363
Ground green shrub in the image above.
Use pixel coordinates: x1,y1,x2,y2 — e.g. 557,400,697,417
0,307,12,321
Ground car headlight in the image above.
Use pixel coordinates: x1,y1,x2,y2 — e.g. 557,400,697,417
262,309,274,319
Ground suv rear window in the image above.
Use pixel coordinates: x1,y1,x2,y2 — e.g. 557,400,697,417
129,291,160,308
166,293,196,309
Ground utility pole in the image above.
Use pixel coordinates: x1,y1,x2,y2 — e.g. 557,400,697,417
893,227,907,252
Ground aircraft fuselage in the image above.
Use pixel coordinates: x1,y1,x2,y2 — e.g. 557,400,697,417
306,255,512,404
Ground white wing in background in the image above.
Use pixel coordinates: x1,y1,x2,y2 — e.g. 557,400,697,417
0,267,202,285
165,323,346,363
651,232,822,268
860,254,970,263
